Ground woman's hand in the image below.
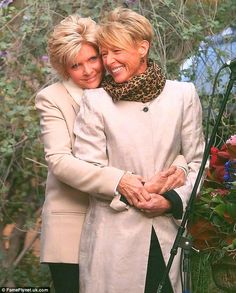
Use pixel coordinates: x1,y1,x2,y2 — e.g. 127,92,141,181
144,166,186,194
135,193,171,217
117,172,151,206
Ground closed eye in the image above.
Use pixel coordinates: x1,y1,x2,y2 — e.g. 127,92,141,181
113,49,122,53
71,63,80,69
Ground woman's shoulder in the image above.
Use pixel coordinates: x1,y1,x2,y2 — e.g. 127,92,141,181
37,81,64,96
160,80,199,108
163,80,198,102
83,88,113,105
84,87,109,98
81,88,116,115
165,80,196,92
35,81,73,108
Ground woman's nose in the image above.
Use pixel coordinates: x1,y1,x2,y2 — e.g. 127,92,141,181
83,64,93,75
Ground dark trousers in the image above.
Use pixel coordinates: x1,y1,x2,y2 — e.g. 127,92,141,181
145,228,174,293
48,263,79,293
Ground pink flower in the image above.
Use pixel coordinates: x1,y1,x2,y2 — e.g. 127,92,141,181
226,135,236,159
210,189,229,197
226,135,236,145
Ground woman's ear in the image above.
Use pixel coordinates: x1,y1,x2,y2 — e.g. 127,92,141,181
138,40,150,58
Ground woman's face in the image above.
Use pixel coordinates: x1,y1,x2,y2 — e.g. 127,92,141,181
100,42,148,83
66,43,104,89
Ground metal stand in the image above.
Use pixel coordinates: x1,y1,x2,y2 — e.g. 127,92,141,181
179,237,193,293
157,69,236,293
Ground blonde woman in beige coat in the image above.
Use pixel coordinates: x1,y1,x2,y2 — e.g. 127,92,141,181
74,7,205,293
35,14,187,293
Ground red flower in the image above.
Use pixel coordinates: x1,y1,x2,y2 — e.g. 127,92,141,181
210,146,219,166
211,189,229,197
188,134,236,259
208,144,231,183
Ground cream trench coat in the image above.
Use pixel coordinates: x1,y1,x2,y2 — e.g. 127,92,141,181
35,80,125,263
74,80,205,293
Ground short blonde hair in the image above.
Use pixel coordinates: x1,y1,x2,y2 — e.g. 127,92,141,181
97,7,153,50
48,15,98,79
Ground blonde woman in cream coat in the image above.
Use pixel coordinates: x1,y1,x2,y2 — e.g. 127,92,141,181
36,14,187,293
74,8,205,293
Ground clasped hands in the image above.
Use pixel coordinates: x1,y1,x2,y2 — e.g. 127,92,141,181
117,166,185,217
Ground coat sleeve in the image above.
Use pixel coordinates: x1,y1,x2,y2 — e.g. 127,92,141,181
35,90,124,198
171,155,188,174
172,83,205,216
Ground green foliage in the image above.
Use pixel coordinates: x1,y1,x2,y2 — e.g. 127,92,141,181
0,0,235,288
137,0,236,77
14,253,51,287
3,252,52,287
191,252,223,293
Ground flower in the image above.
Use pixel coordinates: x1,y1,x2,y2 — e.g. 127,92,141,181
226,135,236,158
125,0,137,4
40,55,49,63
0,0,13,9
0,50,7,58
188,134,236,261
207,145,230,183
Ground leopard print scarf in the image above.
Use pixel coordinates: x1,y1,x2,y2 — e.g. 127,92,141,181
101,59,166,103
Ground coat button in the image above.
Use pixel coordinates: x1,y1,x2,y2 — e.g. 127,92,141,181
143,107,149,112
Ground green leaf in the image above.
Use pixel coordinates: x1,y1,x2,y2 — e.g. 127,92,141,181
213,204,226,217
226,203,236,220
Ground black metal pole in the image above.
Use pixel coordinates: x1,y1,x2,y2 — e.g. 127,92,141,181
157,71,236,293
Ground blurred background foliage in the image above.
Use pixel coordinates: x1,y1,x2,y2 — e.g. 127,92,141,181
0,0,235,291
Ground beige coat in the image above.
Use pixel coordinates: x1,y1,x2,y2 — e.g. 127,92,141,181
35,80,125,263
74,80,205,293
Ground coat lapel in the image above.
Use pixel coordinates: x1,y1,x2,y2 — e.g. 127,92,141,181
62,79,83,114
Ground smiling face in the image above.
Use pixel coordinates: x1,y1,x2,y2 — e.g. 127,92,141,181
66,43,104,89
100,41,149,83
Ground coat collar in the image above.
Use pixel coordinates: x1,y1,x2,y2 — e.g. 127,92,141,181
62,79,83,105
